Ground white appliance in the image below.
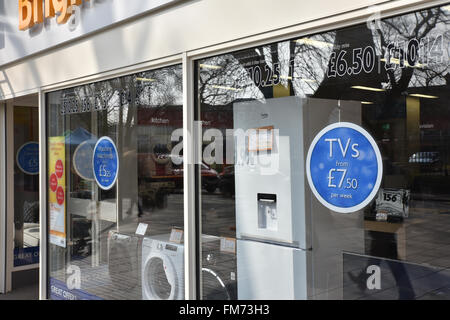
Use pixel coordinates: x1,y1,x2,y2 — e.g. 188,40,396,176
107,230,141,291
141,234,184,300
201,235,237,300
234,96,363,299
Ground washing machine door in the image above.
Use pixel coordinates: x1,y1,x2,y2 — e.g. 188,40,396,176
143,252,178,300
202,268,232,300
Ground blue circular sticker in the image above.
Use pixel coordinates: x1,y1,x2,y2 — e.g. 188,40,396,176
92,137,119,190
16,142,39,175
306,122,383,213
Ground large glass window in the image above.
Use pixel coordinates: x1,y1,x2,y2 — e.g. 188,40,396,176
196,5,450,300
46,65,184,300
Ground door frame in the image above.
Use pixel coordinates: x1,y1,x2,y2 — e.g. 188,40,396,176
4,97,40,293
0,101,6,294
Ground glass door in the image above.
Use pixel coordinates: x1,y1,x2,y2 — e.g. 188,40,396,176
12,106,40,267
5,97,39,294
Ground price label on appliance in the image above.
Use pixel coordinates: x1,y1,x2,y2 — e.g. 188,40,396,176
92,137,119,190
220,237,236,254
16,142,39,175
169,228,184,244
306,122,383,213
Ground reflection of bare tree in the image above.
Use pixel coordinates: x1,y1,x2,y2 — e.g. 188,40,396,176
377,7,450,95
198,5,449,110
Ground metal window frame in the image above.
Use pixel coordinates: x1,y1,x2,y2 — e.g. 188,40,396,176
0,101,6,294
38,90,47,300
33,0,449,300
5,101,13,293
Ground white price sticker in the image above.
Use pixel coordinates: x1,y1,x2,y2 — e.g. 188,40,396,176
170,228,184,244
220,237,236,254
135,223,148,236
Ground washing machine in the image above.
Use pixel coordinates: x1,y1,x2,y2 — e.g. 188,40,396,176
201,235,237,300
107,230,142,292
141,234,184,300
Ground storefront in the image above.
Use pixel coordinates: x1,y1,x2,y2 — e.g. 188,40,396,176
1,0,450,300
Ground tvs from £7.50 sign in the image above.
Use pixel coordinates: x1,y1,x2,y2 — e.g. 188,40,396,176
306,122,383,213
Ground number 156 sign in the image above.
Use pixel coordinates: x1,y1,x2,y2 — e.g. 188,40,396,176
306,122,383,213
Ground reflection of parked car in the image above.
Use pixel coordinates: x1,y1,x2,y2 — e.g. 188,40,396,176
170,156,220,193
139,153,220,201
408,152,440,164
71,217,93,257
201,163,220,193
218,166,235,197
408,151,443,173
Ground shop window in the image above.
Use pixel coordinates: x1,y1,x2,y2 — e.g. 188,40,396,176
46,65,184,300
196,5,450,300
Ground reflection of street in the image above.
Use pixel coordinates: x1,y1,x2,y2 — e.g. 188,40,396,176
404,199,450,268
51,191,237,300
53,190,450,300
344,197,450,300
51,256,142,300
201,192,236,238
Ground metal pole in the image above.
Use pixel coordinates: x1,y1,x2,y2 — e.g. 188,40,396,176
38,90,48,299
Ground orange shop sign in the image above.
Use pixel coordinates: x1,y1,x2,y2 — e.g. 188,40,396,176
19,0,89,30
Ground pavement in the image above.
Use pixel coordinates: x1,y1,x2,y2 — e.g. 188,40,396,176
0,269,39,300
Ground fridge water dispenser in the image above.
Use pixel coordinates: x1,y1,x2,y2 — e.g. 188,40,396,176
257,193,277,231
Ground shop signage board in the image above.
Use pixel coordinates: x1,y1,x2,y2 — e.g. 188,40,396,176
16,141,39,175
1,0,180,65
92,136,119,190
48,136,67,247
306,122,383,213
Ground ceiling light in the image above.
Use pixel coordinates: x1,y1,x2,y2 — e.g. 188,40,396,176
294,38,334,48
361,101,374,105
199,64,222,70
351,86,386,92
409,93,438,99
380,58,426,68
136,77,156,82
207,84,242,92
273,75,317,82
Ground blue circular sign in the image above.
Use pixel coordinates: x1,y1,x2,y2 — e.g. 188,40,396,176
92,137,119,190
16,142,39,175
306,122,383,213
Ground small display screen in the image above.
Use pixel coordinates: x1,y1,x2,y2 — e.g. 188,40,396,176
165,244,178,252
